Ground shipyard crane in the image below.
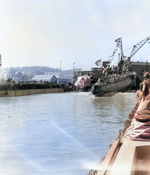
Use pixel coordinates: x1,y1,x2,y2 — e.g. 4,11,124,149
102,36,150,73
108,36,150,64
108,37,124,64
102,37,124,72
128,36,150,61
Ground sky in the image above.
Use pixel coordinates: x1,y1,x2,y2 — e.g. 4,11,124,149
0,0,150,71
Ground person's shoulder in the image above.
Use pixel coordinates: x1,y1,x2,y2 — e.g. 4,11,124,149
136,90,140,96
136,90,142,101
145,94,150,100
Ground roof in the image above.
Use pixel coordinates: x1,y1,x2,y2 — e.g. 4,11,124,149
30,75,57,81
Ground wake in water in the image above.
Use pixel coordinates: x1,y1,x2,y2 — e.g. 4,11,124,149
73,91,93,97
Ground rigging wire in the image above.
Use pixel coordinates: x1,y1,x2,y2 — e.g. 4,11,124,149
123,46,133,52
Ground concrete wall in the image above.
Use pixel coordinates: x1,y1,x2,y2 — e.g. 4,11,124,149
0,88,64,97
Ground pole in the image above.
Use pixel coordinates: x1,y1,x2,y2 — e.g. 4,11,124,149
73,63,75,84
59,61,61,83
146,60,148,71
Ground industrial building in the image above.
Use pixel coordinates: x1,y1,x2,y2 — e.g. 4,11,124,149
131,61,150,81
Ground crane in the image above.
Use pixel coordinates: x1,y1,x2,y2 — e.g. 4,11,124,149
128,36,150,61
108,37,124,64
102,37,124,72
108,36,150,65
102,36,150,73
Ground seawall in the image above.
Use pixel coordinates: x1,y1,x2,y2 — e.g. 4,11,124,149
0,88,64,97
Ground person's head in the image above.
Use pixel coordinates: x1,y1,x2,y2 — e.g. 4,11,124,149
142,79,150,98
143,72,150,80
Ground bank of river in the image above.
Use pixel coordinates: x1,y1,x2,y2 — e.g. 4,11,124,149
0,88,63,97
0,92,136,175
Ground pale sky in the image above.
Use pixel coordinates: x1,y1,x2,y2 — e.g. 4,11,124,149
0,0,150,70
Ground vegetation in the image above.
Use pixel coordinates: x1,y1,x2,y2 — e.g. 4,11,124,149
0,81,70,91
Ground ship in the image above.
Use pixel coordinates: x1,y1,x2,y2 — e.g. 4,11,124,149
91,73,133,97
91,36,150,96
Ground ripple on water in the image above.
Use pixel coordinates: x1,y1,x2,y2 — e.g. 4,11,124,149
0,92,136,175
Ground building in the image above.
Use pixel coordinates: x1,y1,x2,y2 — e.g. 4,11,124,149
30,75,58,83
58,78,72,84
131,61,150,81
30,74,72,84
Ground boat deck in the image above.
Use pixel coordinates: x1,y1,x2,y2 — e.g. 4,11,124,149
89,120,150,175
108,126,150,175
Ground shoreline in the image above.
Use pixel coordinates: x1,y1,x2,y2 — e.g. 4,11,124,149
0,88,64,97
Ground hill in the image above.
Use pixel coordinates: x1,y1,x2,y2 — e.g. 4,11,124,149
3,66,73,82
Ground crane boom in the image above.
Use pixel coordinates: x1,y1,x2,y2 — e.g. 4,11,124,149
129,36,150,59
109,37,124,63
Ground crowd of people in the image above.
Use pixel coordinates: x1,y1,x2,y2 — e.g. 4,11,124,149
128,72,150,140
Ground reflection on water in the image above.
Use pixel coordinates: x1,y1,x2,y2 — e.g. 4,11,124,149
0,92,136,175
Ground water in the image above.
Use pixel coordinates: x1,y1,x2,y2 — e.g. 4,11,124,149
0,92,136,175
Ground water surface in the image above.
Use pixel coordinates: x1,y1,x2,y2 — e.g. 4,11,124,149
0,92,136,175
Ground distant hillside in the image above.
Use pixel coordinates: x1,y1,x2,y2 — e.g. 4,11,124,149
3,66,73,81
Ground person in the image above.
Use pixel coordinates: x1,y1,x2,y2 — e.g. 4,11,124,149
128,72,150,120
130,78,150,140
135,78,150,112
137,72,150,100
141,78,150,101
143,71,150,80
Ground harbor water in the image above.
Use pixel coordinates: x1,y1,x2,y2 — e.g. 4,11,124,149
0,92,136,175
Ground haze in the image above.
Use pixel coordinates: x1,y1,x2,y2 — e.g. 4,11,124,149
0,0,150,70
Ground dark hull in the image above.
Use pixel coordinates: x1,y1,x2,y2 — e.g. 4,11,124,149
91,74,132,96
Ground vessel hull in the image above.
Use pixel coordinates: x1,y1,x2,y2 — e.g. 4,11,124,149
91,74,132,96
